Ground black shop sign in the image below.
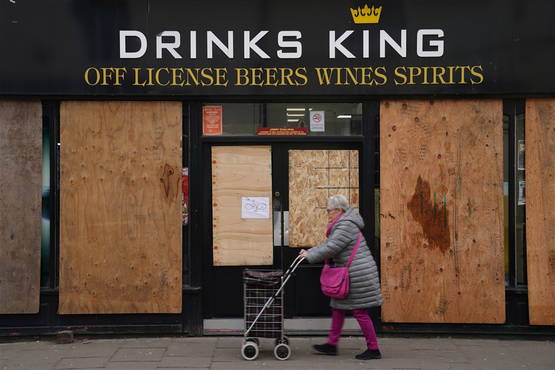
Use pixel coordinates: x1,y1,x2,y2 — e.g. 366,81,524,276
1,0,554,96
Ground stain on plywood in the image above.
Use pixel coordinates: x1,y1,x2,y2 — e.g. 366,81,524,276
0,101,42,314
289,150,359,247
525,99,555,325
407,176,450,253
59,101,182,314
380,99,505,323
212,146,273,266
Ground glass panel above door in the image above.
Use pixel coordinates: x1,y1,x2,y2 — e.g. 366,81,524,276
201,103,362,136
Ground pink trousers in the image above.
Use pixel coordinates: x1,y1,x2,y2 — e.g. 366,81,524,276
327,308,379,350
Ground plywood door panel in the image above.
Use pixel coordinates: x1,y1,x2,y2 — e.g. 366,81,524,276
59,101,182,314
380,100,505,323
0,101,42,314
289,150,359,248
212,146,273,266
525,99,555,325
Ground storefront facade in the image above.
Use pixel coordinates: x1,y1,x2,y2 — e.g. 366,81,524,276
1,0,554,336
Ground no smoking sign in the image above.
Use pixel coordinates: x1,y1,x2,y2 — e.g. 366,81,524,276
310,110,325,132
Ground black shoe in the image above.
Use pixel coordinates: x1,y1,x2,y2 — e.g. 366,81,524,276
355,349,381,360
312,343,337,355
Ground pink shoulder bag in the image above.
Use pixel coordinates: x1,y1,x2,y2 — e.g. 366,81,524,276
319,232,362,299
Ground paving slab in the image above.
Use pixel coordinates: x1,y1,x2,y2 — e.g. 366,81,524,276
118,338,176,349
105,362,158,370
1,358,61,370
54,356,107,369
110,347,166,362
165,342,215,357
212,347,244,362
210,363,264,370
51,341,119,358
215,337,242,349
173,337,218,345
157,355,211,368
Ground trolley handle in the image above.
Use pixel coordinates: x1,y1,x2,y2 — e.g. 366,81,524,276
281,255,305,283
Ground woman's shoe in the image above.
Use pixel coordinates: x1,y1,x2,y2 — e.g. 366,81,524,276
312,343,337,355
355,349,381,360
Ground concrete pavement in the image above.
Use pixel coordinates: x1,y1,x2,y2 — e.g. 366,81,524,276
0,335,553,370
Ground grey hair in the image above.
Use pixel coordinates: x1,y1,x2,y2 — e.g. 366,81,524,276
327,194,349,211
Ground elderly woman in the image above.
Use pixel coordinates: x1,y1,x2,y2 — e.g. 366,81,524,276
299,194,383,360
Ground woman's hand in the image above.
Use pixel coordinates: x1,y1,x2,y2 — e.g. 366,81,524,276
299,249,309,259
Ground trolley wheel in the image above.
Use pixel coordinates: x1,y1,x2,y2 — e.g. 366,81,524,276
274,343,291,361
241,341,259,361
275,337,289,346
246,337,259,346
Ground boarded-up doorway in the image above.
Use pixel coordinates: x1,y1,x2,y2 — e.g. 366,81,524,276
288,150,359,248
211,146,273,266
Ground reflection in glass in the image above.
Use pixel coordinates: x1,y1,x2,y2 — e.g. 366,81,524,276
202,103,362,136
40,122,51,287
515,113,526,285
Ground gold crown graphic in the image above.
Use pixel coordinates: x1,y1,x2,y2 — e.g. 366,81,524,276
350,4,382,24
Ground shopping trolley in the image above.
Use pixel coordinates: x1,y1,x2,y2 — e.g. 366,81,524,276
241,255,305,361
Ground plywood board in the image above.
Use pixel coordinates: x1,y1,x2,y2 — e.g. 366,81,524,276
525,99,555,325
380,100,505,323
212,146,273,266
289,150,359,248
0,101,42,314
59,101,182,314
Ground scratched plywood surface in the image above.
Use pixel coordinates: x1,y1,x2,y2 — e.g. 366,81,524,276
289,150,359,248
525,99,555,325
212,146,273,266
59,101,182,314
380,100,505,323
0,101,42,314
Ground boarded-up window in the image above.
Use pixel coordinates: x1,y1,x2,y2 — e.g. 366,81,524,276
212,146,273,266
525,99,555,325
289,150,359,248
59,101,182,314
380,100,505,323
0,101,42,314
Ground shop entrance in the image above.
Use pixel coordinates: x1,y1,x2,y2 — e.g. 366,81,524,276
201,142,363,332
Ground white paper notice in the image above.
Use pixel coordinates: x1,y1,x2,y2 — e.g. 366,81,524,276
310,111,325,132
241,197,270,219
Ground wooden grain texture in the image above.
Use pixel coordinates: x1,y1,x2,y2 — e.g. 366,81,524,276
59,101,182,314
212,146,273,266
0,101,42,314
289,150,359,248
525,99,555,325
380,100,505,323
